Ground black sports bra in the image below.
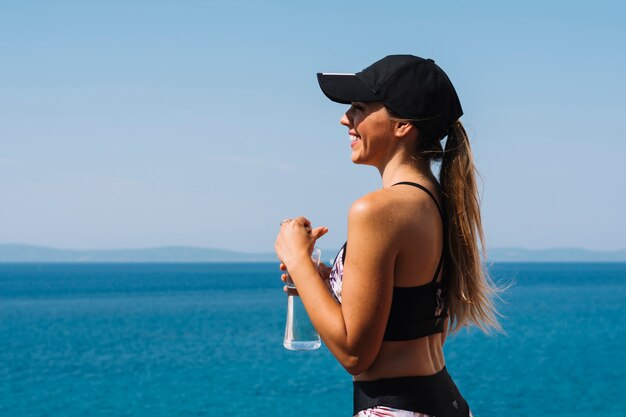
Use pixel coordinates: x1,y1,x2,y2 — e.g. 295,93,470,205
327,181,449,341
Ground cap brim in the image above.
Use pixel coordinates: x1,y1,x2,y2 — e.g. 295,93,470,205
317,73,378,104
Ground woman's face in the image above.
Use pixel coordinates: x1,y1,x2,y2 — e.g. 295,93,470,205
340,101,395,167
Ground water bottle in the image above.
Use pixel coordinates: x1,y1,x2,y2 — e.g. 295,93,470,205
283,247,322,351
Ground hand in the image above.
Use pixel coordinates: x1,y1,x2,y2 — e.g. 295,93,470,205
318,262,332,281
279,261,331,295
274,216,328,269
279,262,298,295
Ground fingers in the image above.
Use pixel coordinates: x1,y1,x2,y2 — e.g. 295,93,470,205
279,262,287,271
280,216,308,227
311,226,329,240
279,216,327,237
318,263,332,281
284,286,299,296
294,216,311,228
279,217,310,235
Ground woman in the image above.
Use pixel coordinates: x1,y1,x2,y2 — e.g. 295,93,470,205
275,55,501,417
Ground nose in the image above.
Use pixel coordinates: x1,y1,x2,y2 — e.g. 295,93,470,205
340,110,351,127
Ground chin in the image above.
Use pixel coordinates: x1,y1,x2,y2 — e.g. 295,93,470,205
351,156,372,167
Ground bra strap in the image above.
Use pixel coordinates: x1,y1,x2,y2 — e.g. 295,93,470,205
391,181,443,214
391,181,446,284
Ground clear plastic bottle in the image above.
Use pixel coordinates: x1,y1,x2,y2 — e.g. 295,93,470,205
283,247,322,351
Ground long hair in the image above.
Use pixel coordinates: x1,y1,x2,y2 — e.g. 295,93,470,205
439,121,503,333
389,110,504,334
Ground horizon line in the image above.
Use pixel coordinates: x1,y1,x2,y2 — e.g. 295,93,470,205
1,243,625,253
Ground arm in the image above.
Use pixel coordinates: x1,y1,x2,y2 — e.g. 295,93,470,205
276,195,397,375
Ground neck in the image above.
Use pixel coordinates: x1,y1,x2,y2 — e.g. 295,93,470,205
379,152,434,188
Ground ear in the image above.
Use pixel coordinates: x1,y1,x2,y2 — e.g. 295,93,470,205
393,121,416,139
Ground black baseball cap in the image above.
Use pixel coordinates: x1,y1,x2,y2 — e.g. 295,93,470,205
317,55,463,140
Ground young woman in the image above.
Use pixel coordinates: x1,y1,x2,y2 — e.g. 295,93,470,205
275,55,502,417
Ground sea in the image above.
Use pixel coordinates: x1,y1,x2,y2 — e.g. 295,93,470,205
0,262,625,417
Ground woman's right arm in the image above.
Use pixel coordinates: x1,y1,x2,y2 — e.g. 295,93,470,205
284,193,398,375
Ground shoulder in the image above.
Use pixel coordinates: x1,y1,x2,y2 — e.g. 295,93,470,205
347,189,404,249
348,185,441,243
348,189,397,226
344,190,399,277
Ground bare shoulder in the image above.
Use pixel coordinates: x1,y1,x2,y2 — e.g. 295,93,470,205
347,189,406,251
348,189,398,226
348,189,401,268
348,184,441,242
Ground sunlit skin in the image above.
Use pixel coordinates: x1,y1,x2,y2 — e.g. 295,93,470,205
275,101,448,380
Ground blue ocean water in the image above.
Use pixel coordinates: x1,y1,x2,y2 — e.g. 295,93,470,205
0,262,625,417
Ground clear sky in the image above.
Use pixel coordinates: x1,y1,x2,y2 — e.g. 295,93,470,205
1,0,625,253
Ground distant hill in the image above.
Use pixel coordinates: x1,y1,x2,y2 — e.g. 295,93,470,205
0,244,278,263
488,247,626,262
0,244,625,263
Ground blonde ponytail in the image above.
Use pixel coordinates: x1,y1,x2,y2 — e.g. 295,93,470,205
440,121,503,334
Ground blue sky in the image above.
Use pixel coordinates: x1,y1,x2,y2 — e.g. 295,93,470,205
1,0,625,253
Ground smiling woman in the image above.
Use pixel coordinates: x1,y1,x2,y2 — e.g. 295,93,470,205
341,102,394,166
275,55,503,417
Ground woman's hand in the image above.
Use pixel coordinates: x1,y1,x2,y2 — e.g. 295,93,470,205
280,261,331,295
318,262,332,281
274,216,328,269
275,216,328,293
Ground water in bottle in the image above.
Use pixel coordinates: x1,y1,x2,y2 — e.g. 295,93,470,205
283,247,322,350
